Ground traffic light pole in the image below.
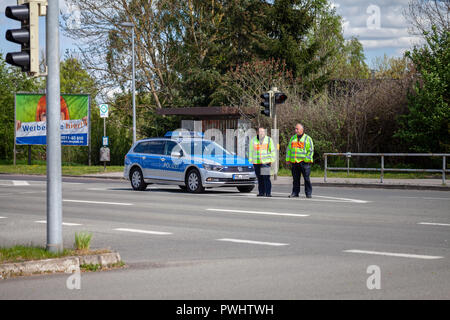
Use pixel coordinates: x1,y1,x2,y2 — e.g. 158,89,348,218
46,0,62,253
271,87,278,181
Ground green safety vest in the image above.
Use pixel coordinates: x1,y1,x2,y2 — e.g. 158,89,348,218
286,134,314,163
248,136,276,164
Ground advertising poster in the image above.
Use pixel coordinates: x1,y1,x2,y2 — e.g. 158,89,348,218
15,93,90,146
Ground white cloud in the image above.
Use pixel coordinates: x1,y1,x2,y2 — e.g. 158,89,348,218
333,0,422,60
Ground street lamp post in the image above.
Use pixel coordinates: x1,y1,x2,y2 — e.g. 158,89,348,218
121,22,136,144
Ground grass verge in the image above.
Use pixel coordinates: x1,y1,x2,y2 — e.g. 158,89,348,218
0,245,111,264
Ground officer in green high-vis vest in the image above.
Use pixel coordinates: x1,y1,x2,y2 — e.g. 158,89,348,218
249,127,276,197
286,123,314,198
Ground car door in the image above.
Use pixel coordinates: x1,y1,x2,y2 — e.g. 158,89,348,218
141,140,165,179
162,140,185,181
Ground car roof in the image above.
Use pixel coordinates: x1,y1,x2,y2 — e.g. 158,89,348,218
135,137,207,143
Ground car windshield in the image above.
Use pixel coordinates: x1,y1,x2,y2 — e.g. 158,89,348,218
179,140,233,157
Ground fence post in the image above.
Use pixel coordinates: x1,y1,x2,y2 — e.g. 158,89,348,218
324,154,327,183
381,155,384,183
443,156,446,185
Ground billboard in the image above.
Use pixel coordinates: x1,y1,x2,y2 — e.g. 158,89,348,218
15,93,90,146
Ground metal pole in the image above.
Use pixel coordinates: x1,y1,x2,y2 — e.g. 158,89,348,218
14,94,16,166
347,156,350,176
46,0,63,253
324,154,327,183
28,145,31,165
104,117,106,171
443,156,446,185
88,95,91,166
381,155,384,183
271,87,277,181
132,27,136,144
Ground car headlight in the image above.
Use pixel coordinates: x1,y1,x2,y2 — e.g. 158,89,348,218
203,164,223,171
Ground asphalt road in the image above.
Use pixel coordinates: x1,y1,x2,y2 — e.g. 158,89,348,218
0,175,449,299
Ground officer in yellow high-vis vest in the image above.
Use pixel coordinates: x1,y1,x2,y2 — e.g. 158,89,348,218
286,123,314,198
249,127,276,197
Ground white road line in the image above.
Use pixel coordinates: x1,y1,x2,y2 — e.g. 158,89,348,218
0,216,7,219
392,196,450,201
114,228,172,235
343,250,443,260
217,238,289,247
35,220,82,226
206,208,309,217
201,192,370,203
418,222,450,227
63,199,133,206
12,180,30,186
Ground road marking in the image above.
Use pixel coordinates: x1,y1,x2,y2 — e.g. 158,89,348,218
206,208,309,217
392,196,450,201
343,250,443,260
63,199,133,206
418,222,450,227
35,220,82,226
200,192,370,203
12,180,30,186
217,238,289,247
0,216,7,219
114,228,172,235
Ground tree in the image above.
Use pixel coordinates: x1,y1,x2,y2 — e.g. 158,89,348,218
0,54,40,161
404,0,449,37
395,27,450,152
373,54,413,80
260,0,346,91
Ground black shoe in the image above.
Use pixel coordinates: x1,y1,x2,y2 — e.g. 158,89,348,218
289,193,299,198
265,194,272,197
257,194,264,197
306,194,312,198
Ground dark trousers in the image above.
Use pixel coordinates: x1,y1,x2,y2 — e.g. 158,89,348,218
291,162,312,196
254,164,272,196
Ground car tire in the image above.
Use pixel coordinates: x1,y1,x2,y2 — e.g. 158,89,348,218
185,169,204,193
130,167,147,191
236,186,255,193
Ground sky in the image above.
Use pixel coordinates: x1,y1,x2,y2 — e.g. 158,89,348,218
332,0,423,66
1,0,423,69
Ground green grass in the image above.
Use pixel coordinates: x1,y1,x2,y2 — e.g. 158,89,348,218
74,232,93,251
0,245,75,263
0,162,124,176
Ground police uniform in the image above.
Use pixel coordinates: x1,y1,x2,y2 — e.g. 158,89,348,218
249,135,276,197
286,133,314,197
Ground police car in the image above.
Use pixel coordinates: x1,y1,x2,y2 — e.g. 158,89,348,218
124,131,256,193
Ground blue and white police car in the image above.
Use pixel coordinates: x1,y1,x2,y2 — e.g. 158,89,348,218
124,131,256,193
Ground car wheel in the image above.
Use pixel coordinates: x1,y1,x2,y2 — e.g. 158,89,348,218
130,167,147,191
185,169,204,193
237,186,255,193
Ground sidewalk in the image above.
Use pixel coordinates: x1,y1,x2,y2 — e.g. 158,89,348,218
81,172,449,191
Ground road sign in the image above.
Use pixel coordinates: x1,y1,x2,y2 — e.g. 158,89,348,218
99,104,109,118
102,136,109,146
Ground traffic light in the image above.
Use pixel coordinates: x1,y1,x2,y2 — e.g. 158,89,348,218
260,92,272,117
5,1,46,76
274,92,287,104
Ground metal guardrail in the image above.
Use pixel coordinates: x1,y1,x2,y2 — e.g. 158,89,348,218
323,153,449,185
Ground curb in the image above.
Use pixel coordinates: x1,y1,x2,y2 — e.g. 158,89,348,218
310,182,450,191
0,252,121,279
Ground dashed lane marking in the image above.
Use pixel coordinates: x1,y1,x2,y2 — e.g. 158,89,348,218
343,250,443,260
217,238,289,247
114,228,172,235
206,208,309,218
